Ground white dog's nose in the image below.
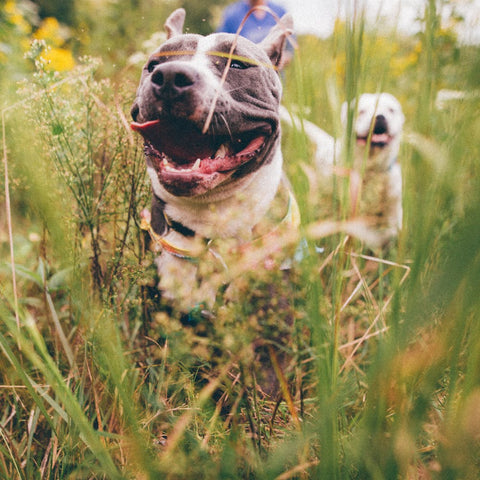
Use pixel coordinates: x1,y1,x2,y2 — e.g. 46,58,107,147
374,114,388,134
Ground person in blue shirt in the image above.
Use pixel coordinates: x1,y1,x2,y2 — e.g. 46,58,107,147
217,0,293,64
217,0,287,43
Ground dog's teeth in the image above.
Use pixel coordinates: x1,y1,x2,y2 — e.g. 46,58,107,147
192,158,201,170
214,144,228,159
162,158,169,166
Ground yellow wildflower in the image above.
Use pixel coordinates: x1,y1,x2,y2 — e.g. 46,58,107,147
32,16,76,71
41,47,75,71
4,1,17,15
34,17,65,47
4,0,31,34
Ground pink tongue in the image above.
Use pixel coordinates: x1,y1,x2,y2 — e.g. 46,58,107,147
131,119,215,163
371,133,390,144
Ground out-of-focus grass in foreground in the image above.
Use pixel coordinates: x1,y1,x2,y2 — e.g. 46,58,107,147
1,2,480,478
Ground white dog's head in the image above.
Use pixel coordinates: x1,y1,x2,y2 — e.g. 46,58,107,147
342,93,405,168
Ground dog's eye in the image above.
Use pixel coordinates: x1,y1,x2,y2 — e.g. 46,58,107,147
230,59,250,70
147,60,160,73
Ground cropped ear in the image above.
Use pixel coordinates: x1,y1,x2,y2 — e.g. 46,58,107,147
259,14,294,68
164,8,186,39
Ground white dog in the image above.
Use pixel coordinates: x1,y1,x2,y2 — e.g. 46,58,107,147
282,92,405,248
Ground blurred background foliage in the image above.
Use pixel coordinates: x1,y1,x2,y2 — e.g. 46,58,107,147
1,0,480,478
0,0,231,83
1,0,476,93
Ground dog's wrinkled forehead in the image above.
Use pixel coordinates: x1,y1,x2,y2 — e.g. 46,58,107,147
154,34,200,57
155,33,271,60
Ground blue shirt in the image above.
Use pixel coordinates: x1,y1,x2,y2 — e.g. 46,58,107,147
217,1,288,44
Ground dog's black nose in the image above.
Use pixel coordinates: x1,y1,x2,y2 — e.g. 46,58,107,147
373,114,388,134
151,63,197,99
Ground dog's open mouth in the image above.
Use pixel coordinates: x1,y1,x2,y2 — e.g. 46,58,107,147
356,133,392,148
131,118,270,195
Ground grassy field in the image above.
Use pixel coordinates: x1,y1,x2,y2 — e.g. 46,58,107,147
1,2,480,479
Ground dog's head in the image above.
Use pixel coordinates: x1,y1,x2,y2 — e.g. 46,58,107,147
131,8,293,198
342,93,405,164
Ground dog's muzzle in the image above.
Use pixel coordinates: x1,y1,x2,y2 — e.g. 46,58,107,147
357,114,392,148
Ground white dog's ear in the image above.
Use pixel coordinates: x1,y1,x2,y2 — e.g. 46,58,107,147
165,8,186,39
341,101,348,126
260,14,294,68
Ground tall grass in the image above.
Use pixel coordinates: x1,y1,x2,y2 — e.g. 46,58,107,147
1,3,480,479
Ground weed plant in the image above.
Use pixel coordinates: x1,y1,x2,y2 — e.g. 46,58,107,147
1,4,480,479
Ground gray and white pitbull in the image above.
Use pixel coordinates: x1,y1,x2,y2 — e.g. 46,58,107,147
131,9,295,310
